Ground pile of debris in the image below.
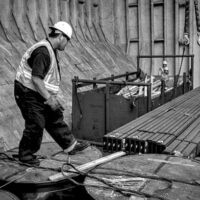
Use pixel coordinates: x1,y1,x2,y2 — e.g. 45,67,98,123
116,75,176,99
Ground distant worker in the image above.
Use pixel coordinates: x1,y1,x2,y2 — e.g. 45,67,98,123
160,60,169,81
14,21,89,166
158,60,169,90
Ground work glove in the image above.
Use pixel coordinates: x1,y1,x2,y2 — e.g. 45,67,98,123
44,95,61,111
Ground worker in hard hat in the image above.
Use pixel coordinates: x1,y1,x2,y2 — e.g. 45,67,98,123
162,60,169,74
159,60,169,81
14,21,89,166
158,60,169,90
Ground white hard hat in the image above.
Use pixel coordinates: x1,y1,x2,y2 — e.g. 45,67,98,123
163,60,167,65
49,21,72,39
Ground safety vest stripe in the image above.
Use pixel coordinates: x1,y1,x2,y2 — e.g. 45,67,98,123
16,40,60,94
44,81,59,90
44,82,59,92
23,69,59,91
46,74,51,82
23,70,32,79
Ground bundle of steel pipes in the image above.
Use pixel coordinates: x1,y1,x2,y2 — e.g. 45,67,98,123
103,87,200,158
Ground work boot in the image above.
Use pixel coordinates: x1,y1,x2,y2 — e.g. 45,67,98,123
64,139,77,154
19,155,40,167
68,141,90,155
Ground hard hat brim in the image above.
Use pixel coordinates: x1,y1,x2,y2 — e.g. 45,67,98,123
49,27,70,40
49,21,72,39
49,26,59,31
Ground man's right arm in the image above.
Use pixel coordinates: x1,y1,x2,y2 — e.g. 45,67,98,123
32,75,60,111
32,75,51,100
31,48,60,110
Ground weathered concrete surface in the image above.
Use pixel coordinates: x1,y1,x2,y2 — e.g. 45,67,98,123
0,0,136,149
0,142,102,200
85,154,200,200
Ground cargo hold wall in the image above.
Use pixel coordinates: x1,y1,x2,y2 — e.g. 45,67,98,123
1,0,200,150
0,0,135,149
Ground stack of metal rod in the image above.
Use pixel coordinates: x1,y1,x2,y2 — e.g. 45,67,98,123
103,87,200,158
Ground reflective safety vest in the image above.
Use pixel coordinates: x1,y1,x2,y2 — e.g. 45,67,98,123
16,39,60,95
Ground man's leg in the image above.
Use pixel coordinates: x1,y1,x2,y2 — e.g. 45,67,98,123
45,108,75,149
45,108,89,154
14,81,45,164
18,118,44,161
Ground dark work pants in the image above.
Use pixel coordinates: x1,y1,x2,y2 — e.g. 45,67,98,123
14,80,75,159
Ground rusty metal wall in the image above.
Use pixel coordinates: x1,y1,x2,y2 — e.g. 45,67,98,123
0,0,200,149
0,0,135,149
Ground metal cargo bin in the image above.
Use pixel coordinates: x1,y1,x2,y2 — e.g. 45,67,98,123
72,55,193,143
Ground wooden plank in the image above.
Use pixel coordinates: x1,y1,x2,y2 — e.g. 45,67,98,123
49,151,126,181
